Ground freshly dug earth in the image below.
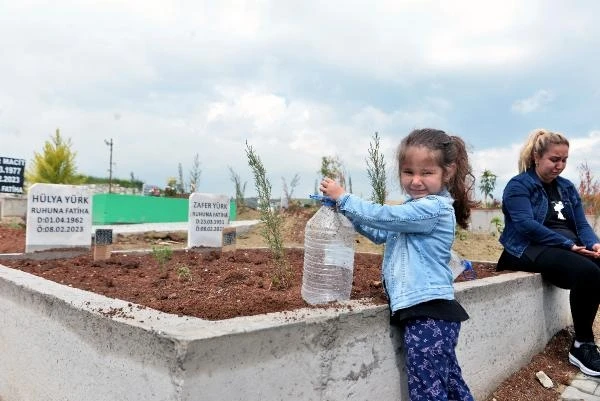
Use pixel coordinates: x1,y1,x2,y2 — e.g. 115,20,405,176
0,209,503,320
0,208,597,401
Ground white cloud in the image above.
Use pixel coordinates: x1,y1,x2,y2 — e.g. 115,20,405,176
511,90,555,114
2,1,600,200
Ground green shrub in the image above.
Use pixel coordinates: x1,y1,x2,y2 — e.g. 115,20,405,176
176,264,192,281
151,246,173,272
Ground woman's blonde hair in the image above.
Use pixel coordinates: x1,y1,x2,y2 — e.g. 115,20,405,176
518,128,570,173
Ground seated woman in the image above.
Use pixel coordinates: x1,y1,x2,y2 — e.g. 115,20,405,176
498,128,600,377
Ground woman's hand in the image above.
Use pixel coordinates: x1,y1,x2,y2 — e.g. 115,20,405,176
319,177,345,201
571,244,600,258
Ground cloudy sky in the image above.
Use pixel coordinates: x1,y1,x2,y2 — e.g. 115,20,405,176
2,0,600,201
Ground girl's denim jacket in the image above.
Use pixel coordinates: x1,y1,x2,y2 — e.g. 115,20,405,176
500,169,599,257
337,190,456,312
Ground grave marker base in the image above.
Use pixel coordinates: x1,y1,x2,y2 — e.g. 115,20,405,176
187,247,223,261
93,245,112,261
222,226,236,252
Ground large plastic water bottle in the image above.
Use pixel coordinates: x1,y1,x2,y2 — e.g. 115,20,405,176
301,195,356,305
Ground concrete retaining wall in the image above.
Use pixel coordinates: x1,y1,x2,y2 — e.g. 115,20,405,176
0,265,570,401
469,208,600,236
469,208,504,233
0,196,26,219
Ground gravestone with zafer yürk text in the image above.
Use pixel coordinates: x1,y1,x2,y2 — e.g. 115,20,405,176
188,193,230,248
25,183,93,253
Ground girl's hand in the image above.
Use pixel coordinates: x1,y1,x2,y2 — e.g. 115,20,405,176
319,177,345,201
571,244,600,258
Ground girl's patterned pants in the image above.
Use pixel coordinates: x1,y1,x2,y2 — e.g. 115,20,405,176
403,318,474,401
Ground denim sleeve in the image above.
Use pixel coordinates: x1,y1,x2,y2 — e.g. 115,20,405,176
351,223,388,244
503,179,575,249
567,183,600,248
334,195,388,243
337,193,443,234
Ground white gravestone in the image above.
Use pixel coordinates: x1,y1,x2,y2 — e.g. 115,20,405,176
26,184,93,253
188,193,230,248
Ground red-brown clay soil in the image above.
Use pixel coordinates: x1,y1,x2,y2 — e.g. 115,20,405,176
0,223,25,254
0,208,593,401
0,246,501,320
0,209,504,320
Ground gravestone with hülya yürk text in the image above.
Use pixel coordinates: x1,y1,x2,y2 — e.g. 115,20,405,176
0,156,25,194
25,183,93,253
188,193,230,248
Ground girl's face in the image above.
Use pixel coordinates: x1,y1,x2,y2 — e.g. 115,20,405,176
534,144,568,183
400,146,448,199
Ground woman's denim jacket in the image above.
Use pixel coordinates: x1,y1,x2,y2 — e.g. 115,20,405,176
337,190,456,312
500,168,599,257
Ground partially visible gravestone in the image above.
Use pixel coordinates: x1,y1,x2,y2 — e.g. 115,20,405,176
222,226,236,252
188,193,230,248
25,184,93,253
0,156,26,194
93,228,113,261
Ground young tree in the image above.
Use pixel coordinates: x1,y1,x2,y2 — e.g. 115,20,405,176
164,177,177,197
25,128,84,185
245,142,290,288
129,172,143,191
228,166,247,209
479,169,497,207
366,132,387,205
189,153,201,193
177,162,185,194
281,173,300,209
319,155,346,188
578,161,600,229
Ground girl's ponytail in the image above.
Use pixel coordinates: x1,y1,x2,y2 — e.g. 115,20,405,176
447,136,476,229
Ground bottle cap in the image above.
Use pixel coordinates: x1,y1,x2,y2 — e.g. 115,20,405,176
309,194,336,207
462,260,477,280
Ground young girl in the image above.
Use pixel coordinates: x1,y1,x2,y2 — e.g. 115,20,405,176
320,128,475,401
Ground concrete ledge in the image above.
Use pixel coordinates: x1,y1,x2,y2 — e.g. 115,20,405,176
0,196,26,220
0,266,570,401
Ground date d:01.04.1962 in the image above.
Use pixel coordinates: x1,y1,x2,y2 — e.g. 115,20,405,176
37,216,84,224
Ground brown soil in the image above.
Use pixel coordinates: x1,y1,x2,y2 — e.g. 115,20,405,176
0,208,503,319
0,207,596,401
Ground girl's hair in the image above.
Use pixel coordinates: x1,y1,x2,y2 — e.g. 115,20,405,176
397,128,475,229
518,128,570,173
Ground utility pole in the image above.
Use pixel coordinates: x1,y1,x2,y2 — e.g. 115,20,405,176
104,138,114,194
